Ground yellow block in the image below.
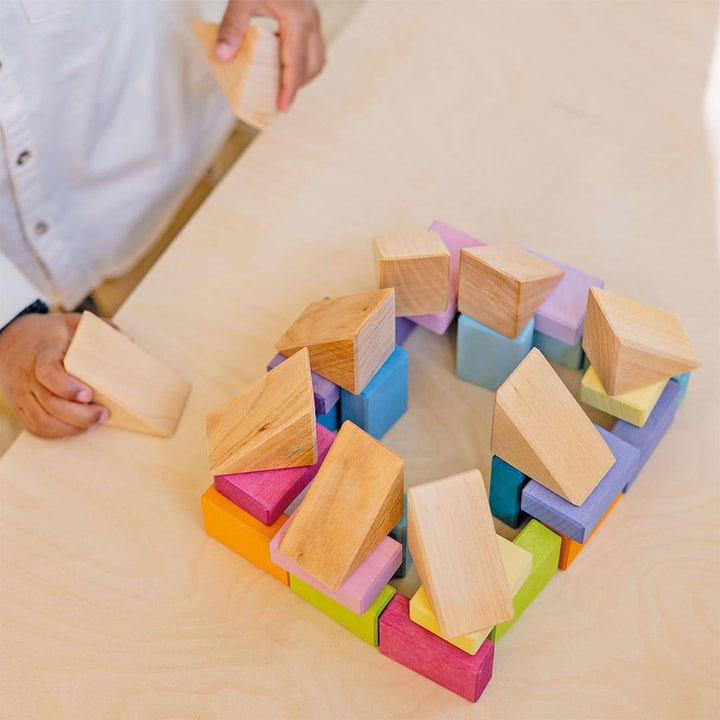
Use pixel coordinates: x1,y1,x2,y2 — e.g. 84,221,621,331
201,486,289,585
580,365,666,427
409,535,532,654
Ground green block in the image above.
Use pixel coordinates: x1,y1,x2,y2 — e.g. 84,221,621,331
289,576,396,646
491,520,560,642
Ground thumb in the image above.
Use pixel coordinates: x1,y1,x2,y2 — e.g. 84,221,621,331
216,0,254,61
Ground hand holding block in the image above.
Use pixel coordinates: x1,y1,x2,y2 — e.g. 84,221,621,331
373,231,450,316
192,22,279,130
492,348,616,506
408,470,514,638
206,347,316,475
458,245,564,338
62,311,190,437
582,287,701,395
278,421,403,590
276,289,395,393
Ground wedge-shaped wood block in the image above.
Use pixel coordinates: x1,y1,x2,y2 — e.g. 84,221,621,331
458,245,564,338
374,231,450,316
193,22,279,130
63,311,190,437
379,594,495,703
582,287,701,395
408,470,513,638
206,347,316,475
278,421,403,589
201,486,288,584
276,289,395,393
267,353,340,415
492,348,616,506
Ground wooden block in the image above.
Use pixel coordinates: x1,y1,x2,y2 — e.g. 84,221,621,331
277,421,403,589
340,345,408,440
317,404,339,432
200,486,288,584
395,316,417,345
213,423,335,526
374,231,451,316
63,311,190,437
409,536,532,654
458,245,564,338
407,470,514,638
582,287,701,395
290,576,395,646
521,427,640,543
489,456,529,529
671,371,691,403
192,22,279,130
267,353,340,415
492,349,617,506
389,493,410,579
580,364,666,427
456,313,534,391
490,520,560,642
206,347,316,475
378,594,495,703
532,329,584,370
276,289,396,394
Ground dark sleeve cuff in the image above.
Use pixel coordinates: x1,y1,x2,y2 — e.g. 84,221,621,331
0,299,49,333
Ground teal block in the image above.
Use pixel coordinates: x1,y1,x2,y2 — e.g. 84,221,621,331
670,372,690,404
456,314,534,391
317,404,339,431
489,456,529,529
532,330,584,370
389,493,411,578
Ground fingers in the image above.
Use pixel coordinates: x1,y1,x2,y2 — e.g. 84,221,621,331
17,394,84,440
32,382,109,431
217,0,255,61
305,27,325,83
277,11,310,112
35,345,94,403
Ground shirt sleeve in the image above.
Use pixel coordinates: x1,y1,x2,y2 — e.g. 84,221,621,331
0,252,46,329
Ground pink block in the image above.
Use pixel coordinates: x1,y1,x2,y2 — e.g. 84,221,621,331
270,514,401,614
213,424,335,526
407,220,486,334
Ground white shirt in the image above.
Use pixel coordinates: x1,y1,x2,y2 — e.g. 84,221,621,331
0,0,236,321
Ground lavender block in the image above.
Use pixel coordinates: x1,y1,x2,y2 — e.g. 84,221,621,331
267,353,340,415
395,316,417,346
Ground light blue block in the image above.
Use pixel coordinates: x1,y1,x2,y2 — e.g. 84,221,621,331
489,456,529,528
532,330,584,370
389,493,411,578
317,404,339,432
340,346,408,440
670,372,690,404
456,314,534,391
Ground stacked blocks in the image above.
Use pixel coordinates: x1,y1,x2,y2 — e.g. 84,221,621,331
532,330,584,370
489,455,529,529
267,352,340,416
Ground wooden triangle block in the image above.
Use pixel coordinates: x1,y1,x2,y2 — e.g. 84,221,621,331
62,312,190,437
407,469,514,638
277,421,403,590
458,245,564,338
275,289,396,394
192,22,279,130
206,347,317,475
491,348,616,506
582,287,701,395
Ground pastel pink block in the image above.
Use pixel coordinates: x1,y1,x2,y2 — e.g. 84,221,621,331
214,424,335,526
270,512,402,614
379,594,494,702
407,220,486,334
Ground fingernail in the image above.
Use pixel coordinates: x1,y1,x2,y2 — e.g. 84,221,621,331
215,41,234,61
76,389,92,403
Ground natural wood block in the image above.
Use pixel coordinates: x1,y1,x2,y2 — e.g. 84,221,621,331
200,485,288,584
63,311,190,437
374,231,451,316
407,470,514,638
267,353,340,416
582,287,701,395
192,22,279,130
277,421,403,590
492,348,616,506
275,289,396,394
458,245,564,338
206,347,316,475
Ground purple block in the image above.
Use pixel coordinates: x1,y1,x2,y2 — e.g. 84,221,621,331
526,250,604,346
407,220,486,334
270,513,401,615
520,427,640,543
267,353,340,415
214,424,335,525
395,316,417,346
612,380,682,492
379,594,495,703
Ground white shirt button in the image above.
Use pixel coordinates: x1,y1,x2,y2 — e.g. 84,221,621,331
17,150,31,165
35,221,48,236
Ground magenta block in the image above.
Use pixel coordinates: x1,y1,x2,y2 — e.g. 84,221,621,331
267,353,340,415
379,594,495,702
407,220,486,334
270,513,401,614
213,424,335,525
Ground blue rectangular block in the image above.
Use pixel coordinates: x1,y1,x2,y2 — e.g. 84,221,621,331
456,314,534,391
532,330,584,370
521,427,640,543
389,493,411,578
340,345,408,440
317,404,340,432
489,456,529,528
670,372,690,404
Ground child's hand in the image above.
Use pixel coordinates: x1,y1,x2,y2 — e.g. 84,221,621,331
216,0,325,112
0,313,109,439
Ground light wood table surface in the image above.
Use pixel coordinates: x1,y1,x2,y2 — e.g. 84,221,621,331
2,2,719,718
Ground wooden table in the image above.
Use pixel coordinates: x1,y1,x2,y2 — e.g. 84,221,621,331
2,2,718,717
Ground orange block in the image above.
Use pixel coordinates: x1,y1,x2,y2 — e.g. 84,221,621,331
558,494,622,571
201,485,289,584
